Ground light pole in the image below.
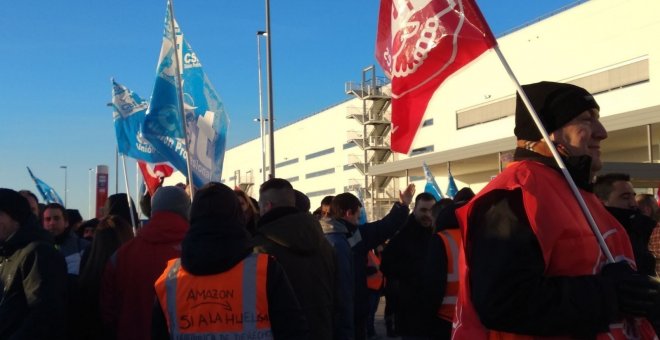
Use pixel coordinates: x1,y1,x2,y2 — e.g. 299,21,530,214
264,0,275,179
88,168,96,219
253,117,269,182
60,165,67,207
257,30,268,182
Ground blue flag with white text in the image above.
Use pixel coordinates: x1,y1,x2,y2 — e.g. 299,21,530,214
446,169,459,199
27,167,64,205
422,162,444,201
143,1,230,188
111,79,167,163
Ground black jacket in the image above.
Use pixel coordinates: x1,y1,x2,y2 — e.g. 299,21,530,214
605,206,657,276
253,207,336,340
380,215,434,336
340,202,409,339
152,215,310,339
0,217,68,340
466,148,620,337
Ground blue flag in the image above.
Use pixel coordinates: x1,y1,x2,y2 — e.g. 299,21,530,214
422,162,444,201
27,167,64,205
355,186,368,225
143,1,230,188
111,79,167,163
446,168,459,199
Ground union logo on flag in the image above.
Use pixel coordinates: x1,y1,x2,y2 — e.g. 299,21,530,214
376,0,496,153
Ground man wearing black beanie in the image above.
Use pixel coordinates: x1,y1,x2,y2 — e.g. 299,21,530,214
453,82,660,339
0,188,68,339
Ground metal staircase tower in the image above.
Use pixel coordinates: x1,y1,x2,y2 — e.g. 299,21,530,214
345,65,399,220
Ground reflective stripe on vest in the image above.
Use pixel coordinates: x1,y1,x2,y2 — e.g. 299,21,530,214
437,229,461,322
366,250,384,290
156,253,273,339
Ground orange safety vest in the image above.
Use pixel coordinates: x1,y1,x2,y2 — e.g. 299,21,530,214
436,228,461,322
453,160,657,340
367,250,384,291
154,253,273,339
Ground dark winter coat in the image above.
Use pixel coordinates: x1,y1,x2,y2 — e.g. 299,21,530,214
0,217,68,339
253,207,336,340
101,211,189,340
320,217,355,340
605,206,657,276
151,214,310,339
380,215,434,336
321,202,409,340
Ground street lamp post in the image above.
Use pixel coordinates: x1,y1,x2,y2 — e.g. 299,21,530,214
264,0,275,179
253,117,269,183
60,165,68,207
88,168,96,219
257,31,268,182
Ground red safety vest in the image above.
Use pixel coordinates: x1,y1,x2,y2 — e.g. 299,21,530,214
436,228,461,322
367,250,384,291
154,253,272,339
452,160,656,340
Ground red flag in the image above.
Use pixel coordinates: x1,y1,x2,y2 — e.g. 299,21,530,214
138,161,174,195
376,0,496,153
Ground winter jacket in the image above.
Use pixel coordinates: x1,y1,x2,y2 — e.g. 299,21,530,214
320,217,355,340
253,207,336,340
54,228,89,275
0,217,68,339
380,215,434,336
151,215,310,340
321,202,409,340
605,206,657,276
101,211,189,340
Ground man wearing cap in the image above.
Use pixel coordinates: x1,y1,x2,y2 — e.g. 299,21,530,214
453,82,660,339
100,186,190,340
0,188,68,339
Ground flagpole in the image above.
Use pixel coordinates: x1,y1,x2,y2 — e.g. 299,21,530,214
121,155,138,235
135,161,141,218
115,145,119,194
491,45,614,263
167,0,195,198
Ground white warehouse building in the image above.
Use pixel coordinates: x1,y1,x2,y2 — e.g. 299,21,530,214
221,0,660,220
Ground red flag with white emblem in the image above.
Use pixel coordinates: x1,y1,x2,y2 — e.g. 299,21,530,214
138,161,174,195
376,0,496,153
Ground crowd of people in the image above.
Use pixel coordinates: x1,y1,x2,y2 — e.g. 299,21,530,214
3,81,660,339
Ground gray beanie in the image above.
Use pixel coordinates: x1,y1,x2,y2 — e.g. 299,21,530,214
151,186,191,219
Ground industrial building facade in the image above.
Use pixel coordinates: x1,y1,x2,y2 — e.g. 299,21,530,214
222,0,660,219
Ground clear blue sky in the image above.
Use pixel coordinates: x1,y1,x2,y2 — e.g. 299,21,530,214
0,0,581,219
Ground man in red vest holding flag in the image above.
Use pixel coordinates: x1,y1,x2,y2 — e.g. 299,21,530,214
454,82,660,339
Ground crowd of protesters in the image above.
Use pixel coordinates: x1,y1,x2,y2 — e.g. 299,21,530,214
4,82,660,339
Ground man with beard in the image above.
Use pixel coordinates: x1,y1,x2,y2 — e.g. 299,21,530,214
0,189,67,339
380,192,437,339
42,202,90,338
43,203,89,276
453,82,659,339
593,173,657,276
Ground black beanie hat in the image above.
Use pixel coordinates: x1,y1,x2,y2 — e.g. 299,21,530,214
514,81,599,141
0,188,32,225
